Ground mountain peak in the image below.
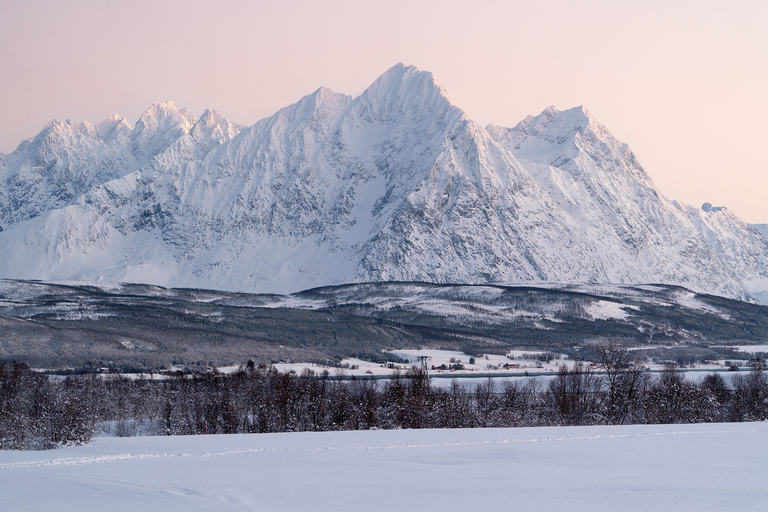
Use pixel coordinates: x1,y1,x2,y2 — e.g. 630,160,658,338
542,104,559,116
313,85,342,98
563,105,594,123
134,101,195,127
31,119,99,143
95,114,131,140
374,62,453,96
355,63,461,126
511,104,600,145
702,202,727,213
369,63,451,100
132,101,194,149
189,109,241,142
147,100,179,114
263,86,352,132
197,109,226,126
306,86,352,110
178,107,196,125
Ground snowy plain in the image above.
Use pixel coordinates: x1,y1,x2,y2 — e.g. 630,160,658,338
1,423,765,511
269,348,755,385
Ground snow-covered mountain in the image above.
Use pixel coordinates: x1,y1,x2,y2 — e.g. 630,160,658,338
753,223,768,240
486,106,768,303
1,64,766,303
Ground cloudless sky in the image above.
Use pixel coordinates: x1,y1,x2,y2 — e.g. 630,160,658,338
1,0,766,222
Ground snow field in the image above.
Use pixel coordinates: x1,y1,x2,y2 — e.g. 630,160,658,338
728,345,768,354
272,347,746,383
271,348,563,379
1,423,765,511
586,299,639,320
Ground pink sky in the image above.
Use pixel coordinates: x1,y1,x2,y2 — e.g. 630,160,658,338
1,0,766,223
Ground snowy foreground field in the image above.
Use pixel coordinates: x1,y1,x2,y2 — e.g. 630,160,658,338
1,423,766,511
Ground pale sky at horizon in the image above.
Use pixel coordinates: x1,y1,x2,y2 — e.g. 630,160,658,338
1,0,766,223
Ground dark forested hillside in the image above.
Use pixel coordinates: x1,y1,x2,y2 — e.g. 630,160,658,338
1,280,766,372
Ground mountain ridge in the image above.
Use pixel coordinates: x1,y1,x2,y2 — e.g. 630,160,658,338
1,64,766,304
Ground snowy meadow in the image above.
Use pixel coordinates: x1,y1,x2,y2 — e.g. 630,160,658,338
1,422,766,511
2,353,766,510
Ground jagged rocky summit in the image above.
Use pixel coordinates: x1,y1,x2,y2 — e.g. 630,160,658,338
1,64,766,304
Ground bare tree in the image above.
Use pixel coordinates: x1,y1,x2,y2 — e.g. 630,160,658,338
597,341,649,424
475,377,498,427
547,362,602,425
730,361,768,421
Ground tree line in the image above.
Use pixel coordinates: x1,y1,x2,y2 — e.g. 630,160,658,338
1,344,766,450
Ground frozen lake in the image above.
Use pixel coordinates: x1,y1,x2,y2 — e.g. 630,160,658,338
427,368,748,389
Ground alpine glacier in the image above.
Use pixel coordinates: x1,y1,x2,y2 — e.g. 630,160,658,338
1,64,766,303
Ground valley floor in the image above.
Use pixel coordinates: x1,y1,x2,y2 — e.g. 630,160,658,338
1,422,766,511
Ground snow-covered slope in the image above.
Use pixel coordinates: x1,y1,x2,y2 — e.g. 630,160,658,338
0,64,766,303
752,223,768,240
487,106,768,303
0,102,201,226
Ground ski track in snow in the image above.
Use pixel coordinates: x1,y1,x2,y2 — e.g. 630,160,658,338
1,428,752,471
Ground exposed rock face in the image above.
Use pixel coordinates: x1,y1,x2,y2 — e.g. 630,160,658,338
1,64,766,303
